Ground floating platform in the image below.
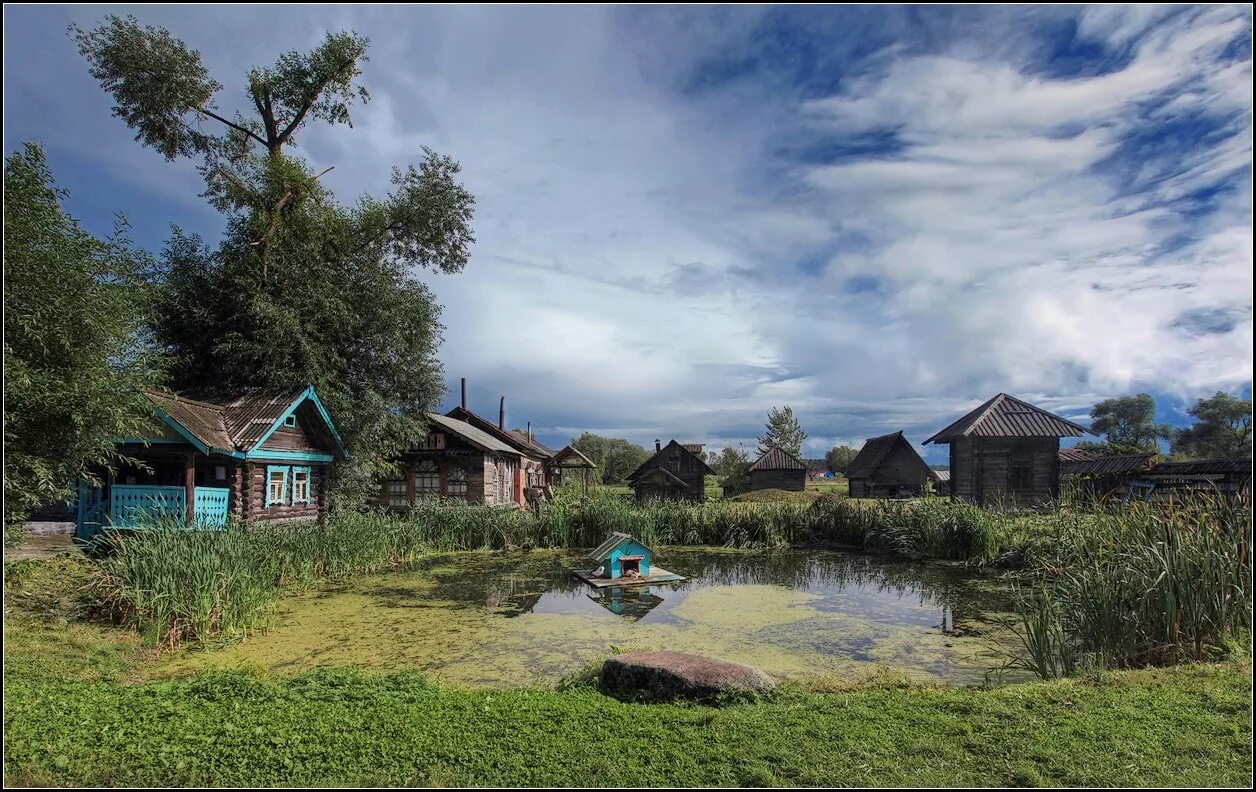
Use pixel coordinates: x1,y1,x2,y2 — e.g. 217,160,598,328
572,567,686,588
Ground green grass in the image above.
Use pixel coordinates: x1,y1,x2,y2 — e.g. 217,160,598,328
4,661,1250,787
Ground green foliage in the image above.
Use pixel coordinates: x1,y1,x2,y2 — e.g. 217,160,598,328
1079,393,1172,455
569,433,651,484
1172,392,1253,460
2,144,164,532
75,16,477,504
824,445,859,474
756,405,806,458
4,661,1251,787
711,446,751,490
1009,494,1251,678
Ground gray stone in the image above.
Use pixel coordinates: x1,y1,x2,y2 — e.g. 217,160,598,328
600,650,775,701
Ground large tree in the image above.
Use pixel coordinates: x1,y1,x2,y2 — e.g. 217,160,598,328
711,446,751,488
756,405,806,458
569,433,651,485
74,16,476,501
1172,392,1252,460
1075,393,1172,455
824,445,859,475
3,143,164,535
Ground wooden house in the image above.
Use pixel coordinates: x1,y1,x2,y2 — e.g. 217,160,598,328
76,387,347,539
444,379,555,494
587,532,653,580
923,393,1088,506
846,431,935,498
1058,451,1157,500
381,411,525,508
748,446,808,491
627,439,715,502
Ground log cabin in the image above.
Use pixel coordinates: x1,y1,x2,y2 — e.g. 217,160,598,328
748,446,808,492
846,431,936,498
923,393,1088,506
381,411,525,508
627,439,715,502
76,386,347,539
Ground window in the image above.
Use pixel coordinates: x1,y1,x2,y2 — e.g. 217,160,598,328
1010,450,1033,491
446,466,468,498
283,415,298,428
414,460,440,496
416,432,446,450
384,476,408,508
291,467,311,504
265,466,289,507
214,465,227,481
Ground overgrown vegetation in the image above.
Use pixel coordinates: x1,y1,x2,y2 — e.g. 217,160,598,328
1009,494,1251,679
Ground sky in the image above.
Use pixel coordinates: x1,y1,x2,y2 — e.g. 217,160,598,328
4,4,1253,461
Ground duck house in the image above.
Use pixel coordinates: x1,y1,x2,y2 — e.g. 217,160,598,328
574,532,685,588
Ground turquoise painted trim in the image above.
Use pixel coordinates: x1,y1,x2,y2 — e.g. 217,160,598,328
264,465,290,508
245,449,334,463
147,405,210,454
248,386,348,460
291,466,312,504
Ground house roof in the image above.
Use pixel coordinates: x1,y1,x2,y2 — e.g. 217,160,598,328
750,446,808,471
846,431,931,480
587,531,653,562
552,444,597,468
140,386,346,458
1060,453,1157,476
1147,459,1252,477
424,412,521,456
626,439,716,481
444,406,553,459
632,466,690,488
924,393,1089,444
1058,447,1100,463
932,469,951,482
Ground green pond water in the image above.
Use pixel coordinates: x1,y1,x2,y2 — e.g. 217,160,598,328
161,548,1029,687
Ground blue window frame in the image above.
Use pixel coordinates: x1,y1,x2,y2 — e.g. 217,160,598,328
265,465,290,508
291,466,312,504
283,415,298,428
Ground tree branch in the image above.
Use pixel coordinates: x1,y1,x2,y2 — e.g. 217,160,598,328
195,106,267,147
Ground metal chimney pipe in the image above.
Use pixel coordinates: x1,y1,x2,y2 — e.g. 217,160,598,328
499,396,505,430
460,378,467,410
526,421,532,442
655,439,661,453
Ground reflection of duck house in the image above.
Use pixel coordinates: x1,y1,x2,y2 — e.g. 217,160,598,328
588,587,666,619
573,532,685,588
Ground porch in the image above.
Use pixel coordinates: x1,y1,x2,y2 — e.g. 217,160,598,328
76,484,231,540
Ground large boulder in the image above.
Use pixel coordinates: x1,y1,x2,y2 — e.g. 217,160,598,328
600,651,775,701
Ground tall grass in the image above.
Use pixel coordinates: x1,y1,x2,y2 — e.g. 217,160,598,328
1009,493,1251,678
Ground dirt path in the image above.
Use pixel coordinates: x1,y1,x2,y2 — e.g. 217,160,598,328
5,525,80,562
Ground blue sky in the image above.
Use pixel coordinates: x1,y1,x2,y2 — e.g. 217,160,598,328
4,5,1252,460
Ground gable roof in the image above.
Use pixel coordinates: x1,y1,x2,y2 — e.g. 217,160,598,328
1058,447,1099,463
923,393,1089,444
750,446,808,471
445,406,553,459
424,412,521,456
626,439,716,481
1060,453,1156,476
140,386,347,458
846,431,931,480
552,444,597,468
1147,459,1252,477
932,469,950,482
587,531,654,562
632,466,689,488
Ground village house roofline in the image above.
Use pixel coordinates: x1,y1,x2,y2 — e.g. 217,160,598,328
444,405,554,459
749,445,808,471
846,430,934,481
923,393,1089,444
626,439,717,481
424,412,522,456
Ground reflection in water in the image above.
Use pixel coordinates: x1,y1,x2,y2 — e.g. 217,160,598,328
164,548,1024,687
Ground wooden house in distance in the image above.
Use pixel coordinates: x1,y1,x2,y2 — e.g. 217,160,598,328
748,446,808,491
924,393,1088,506
381,411,526,509
1058,451,1157,500
627,439,715,502
846,431,935,498
77,387,347,539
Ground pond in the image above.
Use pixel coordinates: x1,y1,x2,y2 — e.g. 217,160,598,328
161,548,1028,687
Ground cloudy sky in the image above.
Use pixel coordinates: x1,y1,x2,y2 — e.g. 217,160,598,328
4,4,1252,460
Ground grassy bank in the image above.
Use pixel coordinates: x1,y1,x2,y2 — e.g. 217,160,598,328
4,660,1250,787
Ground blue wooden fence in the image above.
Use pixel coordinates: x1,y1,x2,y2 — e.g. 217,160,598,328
75,484,234,539
110,485,186,528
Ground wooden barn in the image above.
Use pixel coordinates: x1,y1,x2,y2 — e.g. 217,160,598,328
846,431,935,499
1058,451,1157,500
76,386,347,539
923,393,1088,506
627,439,715,502
748,446,808,491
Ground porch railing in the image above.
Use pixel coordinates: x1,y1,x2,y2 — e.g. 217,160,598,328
75,484,233,539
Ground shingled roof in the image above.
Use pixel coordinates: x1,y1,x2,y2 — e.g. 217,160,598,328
1058,447,1099,463
1060,453,1156,476
140,386,346,457
846,431,930,480
924,393,1088,444
424,412,521,456
750,446,808,471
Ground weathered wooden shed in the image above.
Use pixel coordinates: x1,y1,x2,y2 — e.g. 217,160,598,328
627,440,715,502
1059,451,1157,500
1141,459,1252,502
77,387,347,539
846,431,935,499
923,393,1088,506
748,446,808,491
